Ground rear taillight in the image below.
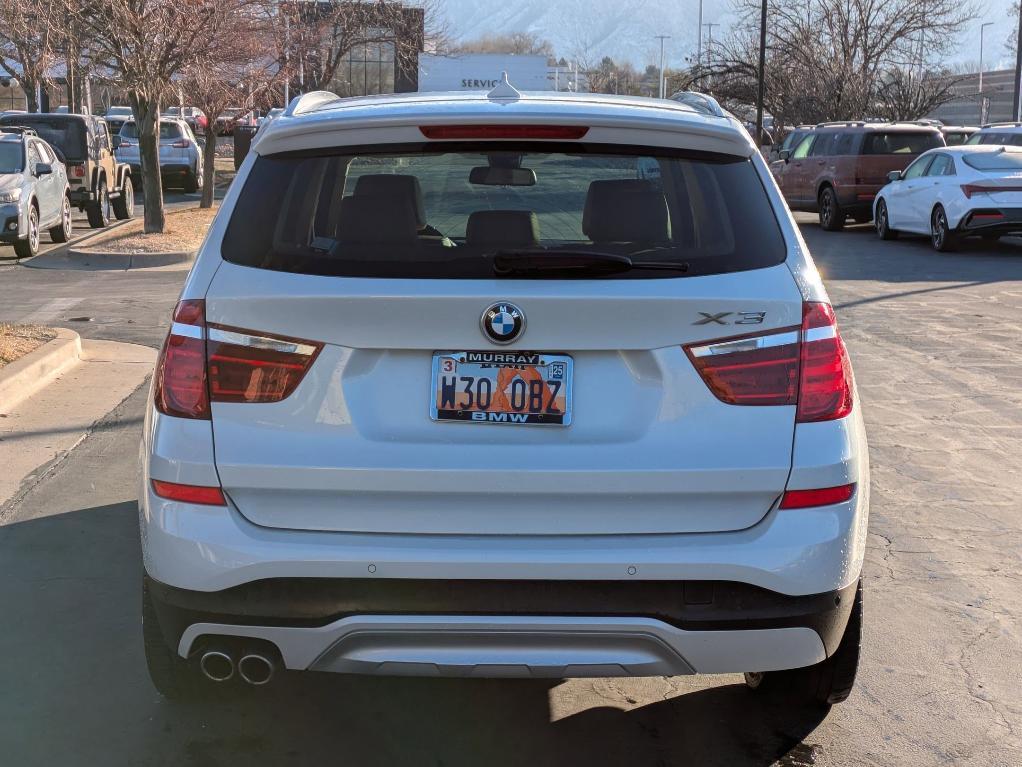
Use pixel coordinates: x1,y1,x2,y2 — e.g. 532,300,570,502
154,299,209,419
419,125,589,140
797,302,853,422
206,326,321,403
685,328,800,406
779,483,855,509
685,301,853,422
153,300,321,418
119,140,133,147
151,479,226,506
70,163,85,177
171,139,189,148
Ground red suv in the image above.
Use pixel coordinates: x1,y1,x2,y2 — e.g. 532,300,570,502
771,122,945,230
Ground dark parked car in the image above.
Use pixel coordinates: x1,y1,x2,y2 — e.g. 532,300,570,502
770,122,944,230
0,113,134,228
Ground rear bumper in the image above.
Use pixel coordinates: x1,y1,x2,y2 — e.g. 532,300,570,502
68,186,95,205
150,574,854,676
958,207,1022,233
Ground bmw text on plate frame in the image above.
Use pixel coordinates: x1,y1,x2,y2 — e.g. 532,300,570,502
429,302,574,426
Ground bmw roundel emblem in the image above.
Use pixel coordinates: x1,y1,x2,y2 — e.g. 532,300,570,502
481,302,526,345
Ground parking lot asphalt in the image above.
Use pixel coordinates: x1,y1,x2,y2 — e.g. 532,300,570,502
0,214,1020,766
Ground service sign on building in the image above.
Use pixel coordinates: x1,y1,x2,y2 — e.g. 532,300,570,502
418,54,552,92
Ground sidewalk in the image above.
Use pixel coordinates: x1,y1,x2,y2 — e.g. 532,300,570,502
0,336,156,515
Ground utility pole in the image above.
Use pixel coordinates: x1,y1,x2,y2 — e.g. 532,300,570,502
1015,6,1022,120
703,22,719,50
655,35,670,99
755,0,767,146
979,22,994,125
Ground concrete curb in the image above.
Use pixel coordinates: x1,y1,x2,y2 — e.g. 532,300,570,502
0,328,82,413
62,248,195,269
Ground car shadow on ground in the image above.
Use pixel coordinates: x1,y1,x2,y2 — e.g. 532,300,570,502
800,220,1022,285
0,500,830,766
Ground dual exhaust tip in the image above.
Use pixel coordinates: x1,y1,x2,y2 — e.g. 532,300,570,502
199,648,275,686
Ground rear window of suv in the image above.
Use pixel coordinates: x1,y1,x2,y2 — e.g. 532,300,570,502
0,116,87,162
221,143,787,280
120,122,184,140
860,131,942,155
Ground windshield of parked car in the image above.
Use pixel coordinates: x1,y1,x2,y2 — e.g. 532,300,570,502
0,141,24,173
106,107,132,117
120,122,184,140
860,131,943,155
968,132,1022,147
961,151,1022,171
0,116,87,162
221,143,787,280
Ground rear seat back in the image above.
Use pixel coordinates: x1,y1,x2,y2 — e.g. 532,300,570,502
354,174,426,229
465,210,540,249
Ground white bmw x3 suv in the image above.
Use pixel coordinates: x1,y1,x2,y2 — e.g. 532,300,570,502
140,80,869,706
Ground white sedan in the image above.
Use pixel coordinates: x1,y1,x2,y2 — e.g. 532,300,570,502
873,145,1022,251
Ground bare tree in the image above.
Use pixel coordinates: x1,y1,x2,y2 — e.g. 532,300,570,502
68,0,243,233
273,0,445,95
704,0,975,126
451,32,554,57
873,68,967,121
184,14,279,208
0,0,60,112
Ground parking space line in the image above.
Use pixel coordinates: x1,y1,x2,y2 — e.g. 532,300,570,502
17,297,84,324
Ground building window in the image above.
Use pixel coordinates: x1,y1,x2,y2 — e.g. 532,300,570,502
335,35,396,96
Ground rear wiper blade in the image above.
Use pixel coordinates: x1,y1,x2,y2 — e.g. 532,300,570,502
491,249,689,276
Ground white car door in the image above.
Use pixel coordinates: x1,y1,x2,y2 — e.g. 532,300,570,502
890,155,935,232
919,153,956,227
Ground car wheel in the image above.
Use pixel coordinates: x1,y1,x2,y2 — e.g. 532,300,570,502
818,187,845,231
112,175,134,220
930,205,958,252
14,204,40,258
142,578,205,701
48,195,73,243
744,579,862,707
86,179,110,228
874,199,898,241
183,167,199,194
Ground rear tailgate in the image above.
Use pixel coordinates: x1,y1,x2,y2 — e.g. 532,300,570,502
205,263,803,536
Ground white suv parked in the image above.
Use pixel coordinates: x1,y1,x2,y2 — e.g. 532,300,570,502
140,81,869,707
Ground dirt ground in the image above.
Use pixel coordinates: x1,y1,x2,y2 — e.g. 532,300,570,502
0,324,56,368
78,206,218,255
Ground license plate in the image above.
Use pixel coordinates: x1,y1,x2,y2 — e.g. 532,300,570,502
431,351,573,426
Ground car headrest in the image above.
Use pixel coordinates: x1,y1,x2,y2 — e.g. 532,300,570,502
354,174,426,228
582,179,670,243
465,210,541,248
336,195,419,244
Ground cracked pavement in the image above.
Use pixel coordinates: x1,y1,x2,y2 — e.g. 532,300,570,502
0,214,1019,765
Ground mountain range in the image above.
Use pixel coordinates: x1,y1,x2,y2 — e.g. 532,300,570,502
438,0,1018,71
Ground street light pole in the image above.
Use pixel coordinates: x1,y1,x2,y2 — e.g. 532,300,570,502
697,0,703,65
655,35,671,98
755,0,767,146
979,21,994,124
704,22,719,50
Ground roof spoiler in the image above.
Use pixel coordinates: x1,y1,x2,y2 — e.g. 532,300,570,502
667,91,727,118
283,91,342,118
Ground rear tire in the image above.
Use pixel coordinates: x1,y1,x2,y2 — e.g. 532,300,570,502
86,179,110,228
818,187,845,231
183,168,199,194
744,579,862,707
874,199,898,240
142,578,204,701
930,205,958,252
112,175,134,220
49,195,72,243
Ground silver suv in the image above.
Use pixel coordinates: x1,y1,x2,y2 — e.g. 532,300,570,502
141,86,869,708
0,127,71,257
116,118,203,193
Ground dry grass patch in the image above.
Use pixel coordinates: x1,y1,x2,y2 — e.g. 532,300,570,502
80,206,218,255
0,324,57,368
